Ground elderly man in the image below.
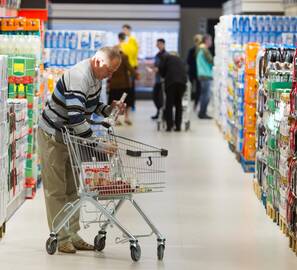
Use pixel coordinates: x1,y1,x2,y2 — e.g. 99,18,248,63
38,47,123,253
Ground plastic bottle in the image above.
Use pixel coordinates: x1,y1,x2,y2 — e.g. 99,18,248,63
69,32,78,49
232,16,237,33
57,31,64,48
258,17,264,32
251,16,257,33
290,17,296,33
264,16,270,32
244,16,250,33
64,31,70,48
51,31,57,49
271,16,277,32
45,31,51,48
277,17,283,33
69,50,76,66
238,16,244,33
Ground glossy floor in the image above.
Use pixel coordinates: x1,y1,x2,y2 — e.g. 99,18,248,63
0,101,296,270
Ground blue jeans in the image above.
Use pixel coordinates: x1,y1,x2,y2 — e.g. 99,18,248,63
199,79,212,117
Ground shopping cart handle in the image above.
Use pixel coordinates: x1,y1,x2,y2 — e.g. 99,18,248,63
88,119,111,129
126,150,142,157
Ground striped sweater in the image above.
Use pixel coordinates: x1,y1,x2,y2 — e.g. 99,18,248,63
39,59,111,138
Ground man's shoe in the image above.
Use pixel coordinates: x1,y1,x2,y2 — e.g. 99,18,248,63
58,241,77,254
151,114,159,120
72,239,94,251
198,114,213,120
174,128,181,132
165,127,172,132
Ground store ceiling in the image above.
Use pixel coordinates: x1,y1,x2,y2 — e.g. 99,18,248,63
50,0,225,8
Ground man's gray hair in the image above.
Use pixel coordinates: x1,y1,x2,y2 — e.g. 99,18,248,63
95,46,121,62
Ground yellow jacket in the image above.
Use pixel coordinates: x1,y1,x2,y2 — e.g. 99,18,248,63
120,35,139,68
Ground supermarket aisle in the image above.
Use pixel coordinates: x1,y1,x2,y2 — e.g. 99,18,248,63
0,101,297,270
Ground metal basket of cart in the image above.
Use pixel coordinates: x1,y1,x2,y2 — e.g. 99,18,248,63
45,103,168,261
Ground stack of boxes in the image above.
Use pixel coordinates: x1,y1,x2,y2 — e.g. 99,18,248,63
241,42,260,172
7,99,28,203
0,55,8,236
0,17,40,35
7,56,40,199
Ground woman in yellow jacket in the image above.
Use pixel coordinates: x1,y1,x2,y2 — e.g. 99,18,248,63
121,24,139,109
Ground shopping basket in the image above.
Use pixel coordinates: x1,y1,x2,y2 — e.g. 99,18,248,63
45,121,168,261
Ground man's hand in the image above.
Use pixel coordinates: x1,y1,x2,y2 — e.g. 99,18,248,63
111,100,126,116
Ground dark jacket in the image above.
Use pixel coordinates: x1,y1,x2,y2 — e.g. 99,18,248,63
187,46,197,81
155,49,168,84
109,51,136,90
159,54,187,88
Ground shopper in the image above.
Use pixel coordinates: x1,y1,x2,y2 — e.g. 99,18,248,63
159,52,187,132
37,47,125,254
109,33,136,125
196,34,213,119
187,34,202,109
121,24,139,110
151,38,168,120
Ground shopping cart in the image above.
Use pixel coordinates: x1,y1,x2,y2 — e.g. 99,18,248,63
45,113,168,261
157,80,191,131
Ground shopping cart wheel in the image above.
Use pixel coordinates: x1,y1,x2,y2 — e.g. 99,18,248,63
185,121,190,131
130,242,141,262
157,244,165,260
46,237,57,255
94,231,106,252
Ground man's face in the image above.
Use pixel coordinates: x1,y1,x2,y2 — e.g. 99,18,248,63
122,27,130,36
93,57,121,80
156,41,165,51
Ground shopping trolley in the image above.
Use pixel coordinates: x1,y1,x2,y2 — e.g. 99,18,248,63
157,80,191,131
45,113,168,261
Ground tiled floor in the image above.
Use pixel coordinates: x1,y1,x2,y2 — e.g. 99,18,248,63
0,101,297,270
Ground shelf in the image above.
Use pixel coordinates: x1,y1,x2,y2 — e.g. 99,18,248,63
6,188,26,222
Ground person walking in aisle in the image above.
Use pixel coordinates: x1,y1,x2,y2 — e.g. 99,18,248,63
109,33,136,126
159,52,187,132
196,34,214,120
187,34,202,109
121,24,139,111
37,47,125,254
151,38,168,120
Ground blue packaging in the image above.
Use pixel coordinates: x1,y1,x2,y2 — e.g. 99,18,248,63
94,33,103,50
238,16,244,33
277,17,283,32
290,17,296,33
82,50,89,60
56,50,64,66
243,32,249,44
80,32,91,49
269,32,276,45
69,50,76,66
57,31,64,48
256,32,263,44
51,31,57,49
64,31,70,48
63,50,70,67
263,32,269,44
283,17,289,32
264,16,270,32
76,50,83,63
258,17,264,32
276,33,283,44
243,17,250,32
45,31,51,48
249,32,256,42
69,32,78,49
50,49,57,66
271,16,277,32
251,16,257,33
232,17,237,33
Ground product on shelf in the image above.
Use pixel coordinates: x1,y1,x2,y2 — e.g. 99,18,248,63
214,15,297,172
0,55,8,235
255,46,295,255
